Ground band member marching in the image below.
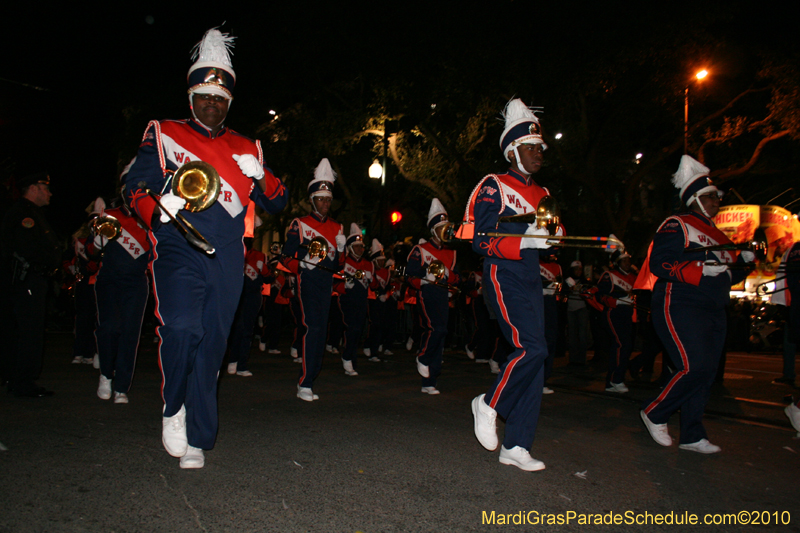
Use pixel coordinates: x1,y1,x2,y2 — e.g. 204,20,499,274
596,249,637,393
336,223,374,376
123,28,287,468
639,155,750,454
469,98,561,471
406,199,459,395
365,239,390,360
282,158,346,401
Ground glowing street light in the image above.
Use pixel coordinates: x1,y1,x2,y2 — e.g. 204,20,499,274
554,133,563,140
685,68,709,154
368,160,383,180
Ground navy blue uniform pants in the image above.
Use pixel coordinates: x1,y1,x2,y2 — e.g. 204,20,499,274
643,286,724,444
340,292,367,367
483,262,547,451
604,305,633,386
417,285,448,387
297,272,332,388
73,279,97,359
94,268,149,393
228,283,262,370
152,231,244,450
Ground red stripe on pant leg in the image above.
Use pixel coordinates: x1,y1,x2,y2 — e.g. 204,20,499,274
418,293,433,357
645,284,690,415
297,275,309,385
488,263,526,409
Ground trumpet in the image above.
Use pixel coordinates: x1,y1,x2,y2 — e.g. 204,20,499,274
393,264,461,293
90,215,122,241
138,160,220,255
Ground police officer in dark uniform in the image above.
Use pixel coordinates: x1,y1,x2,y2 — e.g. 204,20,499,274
1,172,61,397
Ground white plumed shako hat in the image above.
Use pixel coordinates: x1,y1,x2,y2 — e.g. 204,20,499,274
187,28,236,100
672,155,721,207
308,158,336,198
500,98,547,162
427,198,448,231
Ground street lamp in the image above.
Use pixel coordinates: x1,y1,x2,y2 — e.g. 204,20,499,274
685,69,709,154
369,160,383,180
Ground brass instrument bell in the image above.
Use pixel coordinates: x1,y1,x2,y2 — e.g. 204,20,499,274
307,237,329,260
90,215,122,241
428,260,446,279
171,161,221,213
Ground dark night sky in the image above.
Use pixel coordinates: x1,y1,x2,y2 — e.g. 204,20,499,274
2,1,796,232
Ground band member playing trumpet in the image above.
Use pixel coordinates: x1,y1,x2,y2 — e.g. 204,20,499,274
336,223,374,376
595,249,637,393
282,158,346,401
469,98,560,472
407,199,459,395
123,29,287,469
639,155,749,454
92,187,151,404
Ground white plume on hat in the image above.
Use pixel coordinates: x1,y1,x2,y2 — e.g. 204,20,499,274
427,198,448,226
672,155,709,199
189,29,236,81
370,238,383,256
500,98,547,161
348,222,362,240
308,158,337,197
418,238,427,245
88,197,106,216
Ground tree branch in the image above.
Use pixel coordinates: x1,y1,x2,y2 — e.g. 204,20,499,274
713,130,791,182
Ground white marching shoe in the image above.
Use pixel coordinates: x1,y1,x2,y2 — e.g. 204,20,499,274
227,363,237,375
471,394,498,451
162,405,188,457
180,446,205,469
97,375,112,400
640,410,672,446
465,344,475,360
342,359,358,376
499,446,545,471
114,392,129,404
488,359,500,374
421,386,440,395
363,347,371,357
679,439,721,454
406,337,414,351
297,385,319,402
605,382,629,393
416,358,430,378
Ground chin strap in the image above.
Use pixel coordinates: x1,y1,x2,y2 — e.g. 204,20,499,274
512,145,531,176
690,196,712,218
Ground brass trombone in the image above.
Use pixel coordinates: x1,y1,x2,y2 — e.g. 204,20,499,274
393,263,461,293
138,160,220,255
269,243,363,280
442,196,624,250
90,215,122,241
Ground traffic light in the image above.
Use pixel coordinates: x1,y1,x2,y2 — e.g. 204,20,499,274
391,211,403,225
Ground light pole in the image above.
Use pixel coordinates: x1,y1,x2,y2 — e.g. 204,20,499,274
684,69,708,154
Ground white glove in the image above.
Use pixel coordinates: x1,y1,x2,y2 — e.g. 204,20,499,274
617,296,634,306
345,278,355,290
702,263,728,277
740,251,755,263
300,256,320,270
379,294,388,303
424,271,437,283
93,234,106,248
335,234,347,253
159,192,186,223
520,225,552,250
232,154,265,180
393,291,401,300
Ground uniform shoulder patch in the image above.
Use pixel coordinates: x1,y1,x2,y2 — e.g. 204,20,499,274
21,217,35,229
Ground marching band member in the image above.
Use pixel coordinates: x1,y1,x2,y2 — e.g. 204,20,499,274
336,224,374,376
282,158,345,401
539,253,563,394
595,249,637,393
366,239,389,360
92,192,151,404
407,199,459,395
469,98,558,471
227,234,270,377
640,155,749,454
123,28,287,468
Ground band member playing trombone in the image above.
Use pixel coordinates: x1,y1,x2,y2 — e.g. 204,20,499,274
639,155,749,454
407,199,459,395
123,29,287,469
469,98,557,472
282,158,346,401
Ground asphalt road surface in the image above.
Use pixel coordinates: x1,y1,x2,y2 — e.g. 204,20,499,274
1,333,798,532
